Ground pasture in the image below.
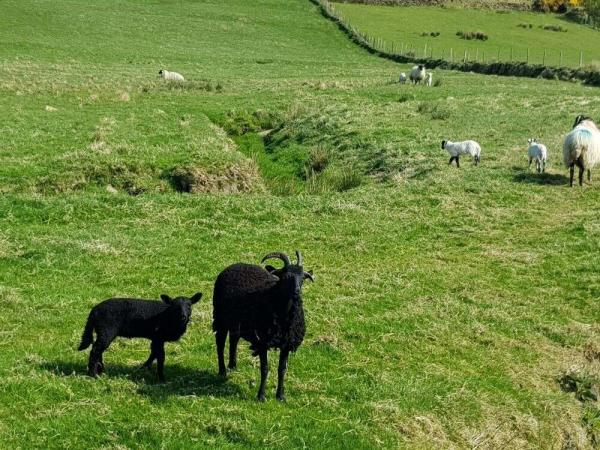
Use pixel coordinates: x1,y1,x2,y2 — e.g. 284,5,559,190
334,2,600,68
0,0,599,448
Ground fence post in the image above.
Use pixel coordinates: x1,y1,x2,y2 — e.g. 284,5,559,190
526,48,529,64
543,49,546,66
475,48,479,61
497,48,500,62
424,43,427,58
580,50,583,68
464,49,467,62
510,47,513,62
560,51,563,67
450,48,453,62
441,48,444,60
482,50,485,63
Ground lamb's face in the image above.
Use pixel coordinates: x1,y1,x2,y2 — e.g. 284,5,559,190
158,69,165,78
441,140,447,150
161,293,202,323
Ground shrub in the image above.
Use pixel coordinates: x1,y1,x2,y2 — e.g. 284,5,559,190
540,24,568,32
456,30,488,41
533,0,582,13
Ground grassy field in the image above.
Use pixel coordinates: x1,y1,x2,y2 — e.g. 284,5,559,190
1,0,600,448
333,2,600,68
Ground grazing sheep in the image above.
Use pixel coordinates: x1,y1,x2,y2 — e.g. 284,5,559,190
78,292,202,381
426,73,433,87
563,115,600,186
442,140,481,167
409,64,426,85
158,69,185,82
527,138,547,174
212,251,314,401
399,72,407,84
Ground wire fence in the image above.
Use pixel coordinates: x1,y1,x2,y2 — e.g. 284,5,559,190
328,4,597,69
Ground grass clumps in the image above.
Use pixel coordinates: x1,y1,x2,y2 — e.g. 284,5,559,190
456,30,489,41
417,101,451,120
420,31,440,37
517,22,534,28
541,23,568,32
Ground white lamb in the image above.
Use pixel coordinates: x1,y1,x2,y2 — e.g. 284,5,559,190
426,73,433,87
409,64,426,85
527,138,547,174
442,140,481,167
399,72,407,84
158,69,185,82
563,115,600,186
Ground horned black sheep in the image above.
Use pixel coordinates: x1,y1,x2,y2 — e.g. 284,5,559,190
78,292,202,381
212,251,314,401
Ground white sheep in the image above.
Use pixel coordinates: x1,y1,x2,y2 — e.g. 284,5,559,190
426,73,433,87
158,69,185,82
563,115,600,186
399,72,407,84
409,64,426,85
527,138,547,174
442,140,481,167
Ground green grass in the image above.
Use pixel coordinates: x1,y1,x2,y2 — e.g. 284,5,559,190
333,3,600,67
1,0,600,448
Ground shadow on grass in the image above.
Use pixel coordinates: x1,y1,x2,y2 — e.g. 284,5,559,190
512,167,569,185
40,360,243,400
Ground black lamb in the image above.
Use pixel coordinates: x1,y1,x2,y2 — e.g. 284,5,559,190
212,251,314,401
78,292,202,381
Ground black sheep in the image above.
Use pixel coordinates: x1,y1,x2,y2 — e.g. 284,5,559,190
78,292,202,381
212,251,313,401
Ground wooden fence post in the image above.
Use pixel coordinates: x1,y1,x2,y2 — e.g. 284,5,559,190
526,48,529,64
560,51,563,67
450,48,453,62
464,49,467,62
580,50,583,68
543,49,546,66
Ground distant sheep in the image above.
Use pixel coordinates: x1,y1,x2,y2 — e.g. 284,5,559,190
78,292,202,381
399,72,407,84
442,140,481,167
212,251,313,401
158,69,185,82
563,115,600,186
527,138,547,174
409,65,426,85
426,73,433,87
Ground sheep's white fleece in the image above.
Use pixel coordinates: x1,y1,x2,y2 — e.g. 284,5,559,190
159,70,185,82
563,120,600,168
444,140,481,158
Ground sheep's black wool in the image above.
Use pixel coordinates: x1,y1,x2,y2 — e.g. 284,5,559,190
78,292,202,381
212,251,313,401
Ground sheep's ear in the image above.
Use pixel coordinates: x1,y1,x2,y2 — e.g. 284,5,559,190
190,292,203,304
160,294,173,305
265,265,277,273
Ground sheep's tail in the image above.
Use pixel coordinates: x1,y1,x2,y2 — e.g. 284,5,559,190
78,311,95,351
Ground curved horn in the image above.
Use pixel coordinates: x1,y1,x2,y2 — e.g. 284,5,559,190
261,252,291,267
296,250,303,266
304,271,314,282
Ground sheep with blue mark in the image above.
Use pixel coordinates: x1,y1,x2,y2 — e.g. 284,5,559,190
563,115,600,186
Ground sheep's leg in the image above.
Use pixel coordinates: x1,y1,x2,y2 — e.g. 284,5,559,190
528,158,532,169
155,341,166,382
257,349,268,402
88,336,111,377
576,158,585,186
569,164,575,187
275,349,290,402
228,333,240,370
588,169,592,182
216,329,228,376
448,157,454,165
455,156,460,168
142,341,156,368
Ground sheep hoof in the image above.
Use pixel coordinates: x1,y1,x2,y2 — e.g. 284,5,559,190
218,370,228,378
276,394,286,402
257,394,266,402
